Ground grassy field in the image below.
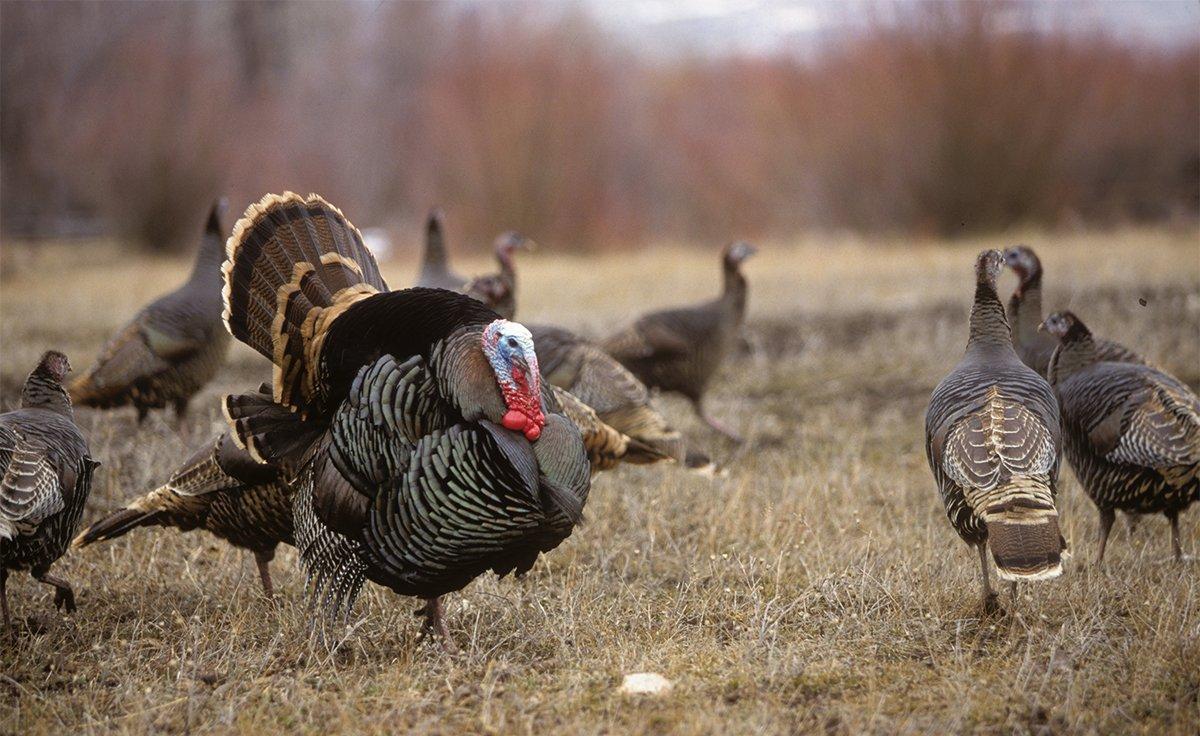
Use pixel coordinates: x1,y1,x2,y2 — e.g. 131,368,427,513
1,228,1198,734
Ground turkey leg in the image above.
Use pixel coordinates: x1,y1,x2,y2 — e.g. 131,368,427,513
33,570,75,613
415,597,457,652
692,398,743,444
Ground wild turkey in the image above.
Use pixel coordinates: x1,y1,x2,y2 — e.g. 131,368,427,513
1042,310,1198,562
415,207,467,290
220,192,591,644
601,242,756,442
925,250,1067,611
69,199,232,425
463,231,534,319
72,403,293,597
1,351,98,635
1003,245,1145,378
531,324,685,464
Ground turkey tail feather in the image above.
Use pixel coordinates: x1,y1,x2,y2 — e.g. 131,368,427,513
223,390,323,473
603,404,685,463
222,192,387,410
983,479,1065,582
73,506,162,548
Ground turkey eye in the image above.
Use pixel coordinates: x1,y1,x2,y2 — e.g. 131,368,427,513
506,337,519,349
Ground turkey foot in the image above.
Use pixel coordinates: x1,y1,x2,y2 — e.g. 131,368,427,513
35,572,75,614
414,597,457,652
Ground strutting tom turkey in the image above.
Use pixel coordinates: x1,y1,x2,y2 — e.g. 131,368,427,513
602,242,756,443
925,250,1067,612
1002,245,1145,379
73,397,294,598
1043,311,1199,562
220,192,591,645
1,351,98,637
69,199,232,426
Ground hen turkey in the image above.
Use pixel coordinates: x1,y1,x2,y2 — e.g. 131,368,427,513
415,207,467,290
1043,310,1198,562
1,351,98,636
925,251,1067,612
463,231,534,320
1002,245,1145,378
532,324,684,464
602,242,755,442
69,200,231,426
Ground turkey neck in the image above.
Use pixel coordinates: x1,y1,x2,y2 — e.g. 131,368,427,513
498,250,516,289
186,221,228,300
967,279,1012,353
1011,273,1044,346
22,370,73,417
423,226,449,271
1051,326,1098,381
721,262,749,322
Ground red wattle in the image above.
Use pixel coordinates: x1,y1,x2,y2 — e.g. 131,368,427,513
502,410,528,432
524,424,541,441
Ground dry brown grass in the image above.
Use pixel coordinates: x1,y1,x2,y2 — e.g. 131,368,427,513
1,228,1198,734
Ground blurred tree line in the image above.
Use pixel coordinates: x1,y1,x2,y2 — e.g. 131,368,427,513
1,1,1196,252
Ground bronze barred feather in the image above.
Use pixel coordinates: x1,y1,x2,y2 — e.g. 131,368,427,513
73,426,293,597
69,200,231,425
1043,311,1199,562
925,251,1066,611
2,351,98,636
221,193,591,645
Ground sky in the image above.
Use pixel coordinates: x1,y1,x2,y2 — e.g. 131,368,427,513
585,0,1200,57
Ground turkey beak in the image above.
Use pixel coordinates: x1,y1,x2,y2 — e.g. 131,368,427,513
519,236,537,252
510,352,531,379
1036,321,1047,334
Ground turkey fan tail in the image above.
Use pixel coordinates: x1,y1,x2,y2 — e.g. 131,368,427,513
223,389,323,475
983,478,1065,582
222,191,388,410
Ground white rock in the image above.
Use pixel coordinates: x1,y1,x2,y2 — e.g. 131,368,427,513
619,672,673,696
